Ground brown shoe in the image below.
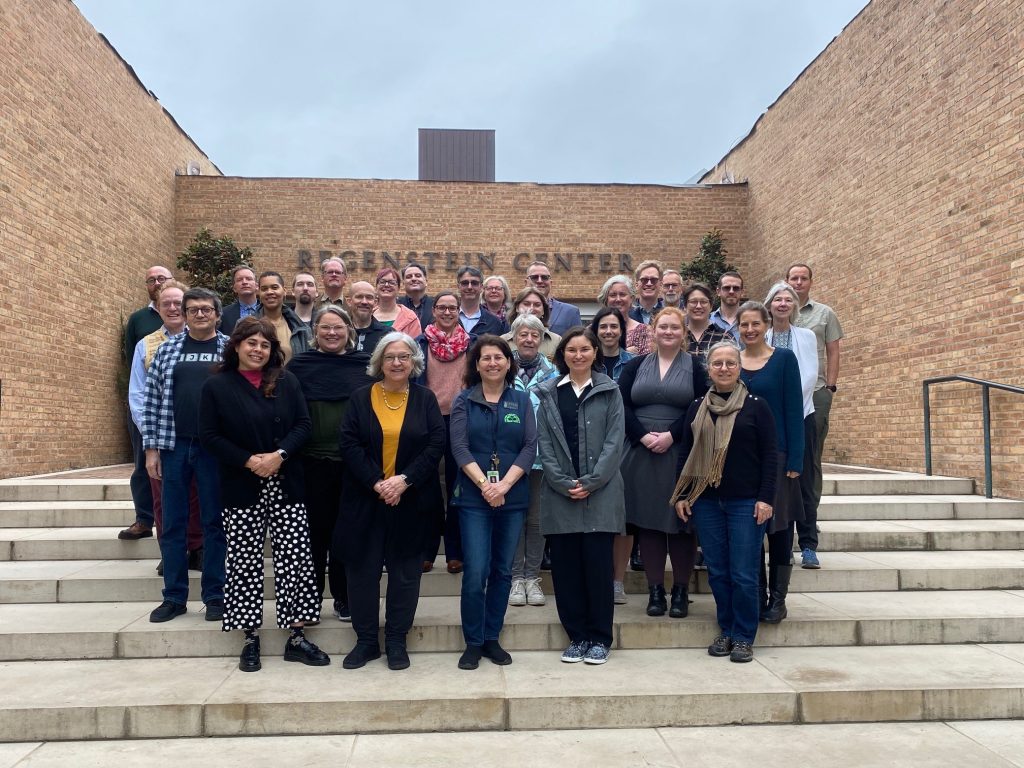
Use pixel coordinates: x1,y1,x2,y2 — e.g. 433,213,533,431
422,560,434,573
447,559,464,574
118,522,153,540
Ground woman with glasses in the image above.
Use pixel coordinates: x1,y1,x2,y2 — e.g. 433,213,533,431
288,306,374,623
597,275,651,355
337,332,446,670
682,283,729,361
373,268,422,337
415,290,471,573
672,341,777,663
482,275,513,326
620,307,708,617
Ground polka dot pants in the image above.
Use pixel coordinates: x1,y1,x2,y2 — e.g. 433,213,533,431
222,476,320,631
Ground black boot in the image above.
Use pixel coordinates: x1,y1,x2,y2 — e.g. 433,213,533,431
646,584,667,616
762,565,792,624
758,557,770,621
669,583,688,618
630,539,644,571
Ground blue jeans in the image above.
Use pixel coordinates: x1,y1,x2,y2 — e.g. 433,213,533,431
459,504,525,646
692,496,766,644
159,438,226,605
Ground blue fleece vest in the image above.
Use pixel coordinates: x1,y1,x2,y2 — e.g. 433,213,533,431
455,387,531,511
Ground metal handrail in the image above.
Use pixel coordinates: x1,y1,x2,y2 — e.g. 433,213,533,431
923,375,1024,498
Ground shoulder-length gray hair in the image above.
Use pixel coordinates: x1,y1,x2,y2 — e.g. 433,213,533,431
597,274,634,305
763,282,800,325
366,331,424,378
312,306,357,351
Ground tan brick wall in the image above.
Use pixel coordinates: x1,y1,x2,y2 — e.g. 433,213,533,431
173,178,749,305
701,0,1024,496
0,0,218,478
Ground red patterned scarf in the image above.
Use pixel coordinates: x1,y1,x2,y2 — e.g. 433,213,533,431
425,323,470,361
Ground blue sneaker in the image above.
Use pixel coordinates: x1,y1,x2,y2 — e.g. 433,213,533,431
583,643,610,665
560,640,591,663
801,548,820,569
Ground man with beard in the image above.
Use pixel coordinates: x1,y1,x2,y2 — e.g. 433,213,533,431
710,271,744,341
348,281,389,354
292,271,318,326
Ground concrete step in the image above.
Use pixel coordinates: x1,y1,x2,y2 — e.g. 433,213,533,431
0,480,131,502
817,519,1024,551
5,720,1024,766
5,549,1024,603
3,644,1024,741
825,473,974,496
2,590,1023,662
818,495,1024,520
0,501,134,528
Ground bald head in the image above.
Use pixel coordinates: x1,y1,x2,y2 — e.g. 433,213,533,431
348,281,377,326
145,265,173,301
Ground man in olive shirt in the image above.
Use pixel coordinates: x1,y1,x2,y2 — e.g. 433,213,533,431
787,262,843,569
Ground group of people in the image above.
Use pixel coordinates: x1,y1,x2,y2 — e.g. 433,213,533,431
120,255,842,669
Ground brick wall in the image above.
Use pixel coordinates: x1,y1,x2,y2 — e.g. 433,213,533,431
173,177,749,304
0,0,218,477
701,0,1024,496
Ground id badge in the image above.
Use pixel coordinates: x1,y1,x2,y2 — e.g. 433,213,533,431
486,470,500,484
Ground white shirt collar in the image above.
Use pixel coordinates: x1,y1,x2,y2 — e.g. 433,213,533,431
557,374,592,397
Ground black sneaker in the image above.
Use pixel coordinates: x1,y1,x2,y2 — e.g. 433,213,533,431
458,645,483,670
205,598,224,622
708,634,734,657
386,644,410,670
149,600,186,623
481,639,512,665
284,636,330,666
239,636,261,672
342,644,381,669
730,641,754,663
333,600,351,622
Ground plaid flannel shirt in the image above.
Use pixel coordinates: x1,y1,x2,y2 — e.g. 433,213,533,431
142,331,229,451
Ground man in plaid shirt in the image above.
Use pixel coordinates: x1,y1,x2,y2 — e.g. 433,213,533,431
143,287,229,623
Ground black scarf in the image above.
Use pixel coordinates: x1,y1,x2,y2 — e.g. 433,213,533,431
287,349,375,401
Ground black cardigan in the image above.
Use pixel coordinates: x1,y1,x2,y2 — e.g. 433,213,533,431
199,370,311,508
337,383,446,562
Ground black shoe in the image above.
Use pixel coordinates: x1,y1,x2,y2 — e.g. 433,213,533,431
149,600,186,623
284,636,331,666
333,600,352,622
239,636,261,672
155,559,164,576
730,641,754,663
669,584,688,619
708,634,733,657
646,584,667,617
458,645,483,670
187,547,204,572
386,643,410,670
205,598,224,622
630,540,644,572
342,644,381,669
762,565,792,624
118,521,153,540
540,545,552,571
481,639,512,665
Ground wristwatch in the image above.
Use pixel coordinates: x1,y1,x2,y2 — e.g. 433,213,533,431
277,449,289,461
400,474,411,486
826,385,837,393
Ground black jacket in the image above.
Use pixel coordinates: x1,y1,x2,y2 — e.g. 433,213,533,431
220,301,261,336
199,369,311,507
465,307,508,338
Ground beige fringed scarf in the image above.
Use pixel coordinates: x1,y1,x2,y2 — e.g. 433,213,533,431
670,381,749,506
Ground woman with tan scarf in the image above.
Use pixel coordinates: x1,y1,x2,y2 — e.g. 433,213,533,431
672,342,777,664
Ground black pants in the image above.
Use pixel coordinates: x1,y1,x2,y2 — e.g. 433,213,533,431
303,456,348,605
425,415,463,563
796,415,819,551
128,412,154,526
346,519,423,649
548,531,615,648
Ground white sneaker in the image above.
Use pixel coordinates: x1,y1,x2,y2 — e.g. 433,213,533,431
613,580,628,605
525,577,546,606
508,578,527,606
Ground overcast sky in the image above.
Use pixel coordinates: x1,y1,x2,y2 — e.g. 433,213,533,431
74,1,866,184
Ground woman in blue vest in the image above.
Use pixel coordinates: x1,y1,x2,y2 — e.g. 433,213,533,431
449,334,537,670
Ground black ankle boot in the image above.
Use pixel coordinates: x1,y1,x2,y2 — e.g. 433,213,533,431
646,584,667,616
762,564,793,624
239,635,261,672
630,540,644,572
758,558,770,621
669,583,688,618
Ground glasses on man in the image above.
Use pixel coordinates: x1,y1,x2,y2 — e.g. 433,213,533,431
459,280,481,287
638,277,660,286
145,275,170,286
383,354,412,363
528,274,551,282
324,270,346,277
185,306,216,317
710,360,739,370
720,285,743,293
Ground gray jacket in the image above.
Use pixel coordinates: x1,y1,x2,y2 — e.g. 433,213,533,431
535,372,625,535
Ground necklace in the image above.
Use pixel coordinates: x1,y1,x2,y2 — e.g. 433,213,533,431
379,384,409,410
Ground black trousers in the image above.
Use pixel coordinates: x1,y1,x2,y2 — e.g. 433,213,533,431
302,456,348,605
795,415,820,551
424,414,463,563
128,412,154,526
346,518,423,648
549,531,615,648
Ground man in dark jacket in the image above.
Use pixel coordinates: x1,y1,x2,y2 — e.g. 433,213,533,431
220,265,261,336
349,281,389,354
456,266,507,337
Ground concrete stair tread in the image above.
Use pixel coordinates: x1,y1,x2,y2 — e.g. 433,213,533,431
0,502,134,529
4,721,1024,767
4,645,1024,740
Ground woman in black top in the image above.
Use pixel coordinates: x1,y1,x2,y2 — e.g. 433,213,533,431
672,341,776,664
199,317,328,673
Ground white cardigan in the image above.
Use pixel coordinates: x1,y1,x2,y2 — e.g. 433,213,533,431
767,326,817,418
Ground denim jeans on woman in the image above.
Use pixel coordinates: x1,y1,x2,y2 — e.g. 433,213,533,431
459,504,526,646
692,495,766,644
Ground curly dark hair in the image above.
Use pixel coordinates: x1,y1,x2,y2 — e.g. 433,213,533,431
463,334,518,388
219,316,285,397
589,306,627,349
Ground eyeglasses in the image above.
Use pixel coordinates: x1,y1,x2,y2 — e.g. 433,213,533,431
528,274,551,282
383,354,412,363
434,305,459,314
323,270,346,277
145,275,170,286
710,360,739,370
459,280,481,287
185,306,216,317
317,325,348,334
686,299,710,307
719,285,743,293
484,285,505,291
638,277,660,286
377,279,398,287
159,301,183,309
662,283,682,291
